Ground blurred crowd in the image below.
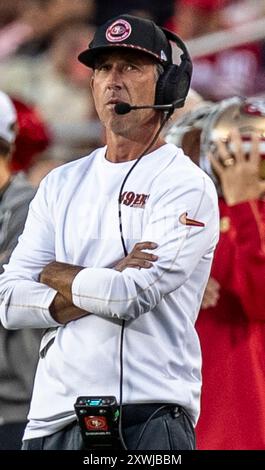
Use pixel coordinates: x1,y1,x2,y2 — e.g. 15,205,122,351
0,0,265,451
0,0,264,169
0,0,264,175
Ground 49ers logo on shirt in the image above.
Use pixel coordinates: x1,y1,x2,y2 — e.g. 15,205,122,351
120,191,149,208
106,19,132,42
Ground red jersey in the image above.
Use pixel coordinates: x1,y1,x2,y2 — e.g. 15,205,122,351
196,198,265,449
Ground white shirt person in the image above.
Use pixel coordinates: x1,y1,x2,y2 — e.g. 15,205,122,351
0,15,219,450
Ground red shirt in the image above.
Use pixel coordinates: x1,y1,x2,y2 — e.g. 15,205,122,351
196,198,265,449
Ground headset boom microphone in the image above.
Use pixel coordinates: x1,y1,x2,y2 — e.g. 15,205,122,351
115,101,183,115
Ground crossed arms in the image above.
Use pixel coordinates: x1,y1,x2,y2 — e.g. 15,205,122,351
0,165,218,329
40,242,158,324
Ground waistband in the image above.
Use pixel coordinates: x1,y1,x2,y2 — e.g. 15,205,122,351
121,403,181,427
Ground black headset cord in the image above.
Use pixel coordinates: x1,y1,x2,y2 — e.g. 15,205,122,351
117,110,173,450
134,405,169,450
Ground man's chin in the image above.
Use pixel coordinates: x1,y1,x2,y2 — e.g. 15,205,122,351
108,116,131,134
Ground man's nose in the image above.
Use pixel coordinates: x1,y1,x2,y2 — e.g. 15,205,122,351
107,67,123,89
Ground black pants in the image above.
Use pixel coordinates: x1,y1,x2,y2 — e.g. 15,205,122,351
22,404,195,450
0,422,27,450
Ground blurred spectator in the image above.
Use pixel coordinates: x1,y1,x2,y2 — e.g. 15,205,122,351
31,21,97,124
0,90,41,450
0,0,22,28
223,0,265,28
167,0,264,100
94,0,174,26
0,21,102,152
11,98,51,173
0,0,95,59
166,96,265,449
166,0,227,39
27,145,72,187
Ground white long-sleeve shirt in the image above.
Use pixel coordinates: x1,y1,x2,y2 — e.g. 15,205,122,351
0,144,219,439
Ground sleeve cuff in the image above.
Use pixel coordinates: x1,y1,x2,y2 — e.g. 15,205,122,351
42,287,62,327
0,282,60,329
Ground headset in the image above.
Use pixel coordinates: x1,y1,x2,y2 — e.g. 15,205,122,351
115,28,193,116
155,28,193,109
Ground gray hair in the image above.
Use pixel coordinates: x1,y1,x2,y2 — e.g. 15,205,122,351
155,63,164,81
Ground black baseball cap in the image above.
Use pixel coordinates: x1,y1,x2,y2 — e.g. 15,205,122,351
78,14,172,68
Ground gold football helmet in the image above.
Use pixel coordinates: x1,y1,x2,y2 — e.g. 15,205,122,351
165,96,265,191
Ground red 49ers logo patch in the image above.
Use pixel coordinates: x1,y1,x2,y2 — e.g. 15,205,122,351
120,191,149,208
243,100,265,117
106,19,132,42
84,415,108,431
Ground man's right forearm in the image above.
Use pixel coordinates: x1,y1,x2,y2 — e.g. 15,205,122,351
49,292,90,324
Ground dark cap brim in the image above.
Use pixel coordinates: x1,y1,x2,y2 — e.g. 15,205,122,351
78,44,165,68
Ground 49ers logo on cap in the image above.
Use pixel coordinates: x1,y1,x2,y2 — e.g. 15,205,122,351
243,101,265,117
106,19,132,42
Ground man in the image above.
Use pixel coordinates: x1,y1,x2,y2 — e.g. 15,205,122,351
0,15,219,450
0,90,39,450
166,96,265,449
196,100,265,450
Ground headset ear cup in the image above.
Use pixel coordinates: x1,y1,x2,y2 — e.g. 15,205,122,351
155,68,169,106
155,60,192,107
